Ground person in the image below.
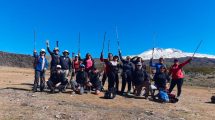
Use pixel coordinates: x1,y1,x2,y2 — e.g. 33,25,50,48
70,64,90,95
150,57,166,74
100,53,113,90
33,49,49,92
131,56,146,70
119,50,134,95
168,58,192,99
100,52,120,93
60,50,72,78
88,68,102,95
47,65,68,93
132,62,150,98
152,66,170,99
72,54,82,75
46,40,60,74
82,53,95,73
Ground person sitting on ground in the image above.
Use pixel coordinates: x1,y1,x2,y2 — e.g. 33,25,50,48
70,64,90,95
152,66,170,99
132,62,150,98
47,65,68,93
168,58,192,99
88,68,102,95
33,49,49,92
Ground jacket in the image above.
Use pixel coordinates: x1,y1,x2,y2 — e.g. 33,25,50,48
47,47,60,68
132,68,149,85
33,53,48,72
60,56,72,71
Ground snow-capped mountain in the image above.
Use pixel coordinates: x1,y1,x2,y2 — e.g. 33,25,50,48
132,48,215,60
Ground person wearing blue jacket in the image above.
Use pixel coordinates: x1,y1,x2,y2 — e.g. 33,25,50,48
150,57,166,74
33,49,49,92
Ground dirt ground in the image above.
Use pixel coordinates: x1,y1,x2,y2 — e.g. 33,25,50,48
0,67,215,120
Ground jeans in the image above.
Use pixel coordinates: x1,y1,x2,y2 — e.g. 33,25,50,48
33,70,46,92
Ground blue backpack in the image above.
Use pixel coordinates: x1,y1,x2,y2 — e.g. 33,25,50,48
158,90,169,102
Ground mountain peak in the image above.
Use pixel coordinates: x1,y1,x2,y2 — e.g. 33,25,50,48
135,48,215,60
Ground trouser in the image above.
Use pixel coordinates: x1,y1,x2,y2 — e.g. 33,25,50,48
33,70,46,92
102,72,107,86
121,72,132,93
91,80,102,91
135,81,150,97
47,79,68,92
71,80,86,94
107,72,119,92
62,69,70,77
50,66,56,75
168,78,183,97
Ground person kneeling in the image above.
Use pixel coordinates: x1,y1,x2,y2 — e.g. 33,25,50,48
47,65,68,93
70,64,90,95
132,62,150,98
89,68,102,95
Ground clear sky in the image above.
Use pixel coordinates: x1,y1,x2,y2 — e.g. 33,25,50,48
0,0,215,58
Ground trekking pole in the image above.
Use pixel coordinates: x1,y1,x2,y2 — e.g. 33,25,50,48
108,39,110,53
192,40,203,58
33,29,36,50
78,32,80,54
56,40,59,48
116,25,120,51
102,32,106,53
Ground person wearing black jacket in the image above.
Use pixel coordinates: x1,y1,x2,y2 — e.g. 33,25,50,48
70,64,89,95
60,50,72,78
88,68,102,95
119,50,134,95
132,62,150,98
47,65,68,93
131,56,146,70
46,40,60,74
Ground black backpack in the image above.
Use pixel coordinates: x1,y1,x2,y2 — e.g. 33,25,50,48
104,87,116,99
211,96,215,103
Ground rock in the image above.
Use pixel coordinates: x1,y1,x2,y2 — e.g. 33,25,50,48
144,110,154,116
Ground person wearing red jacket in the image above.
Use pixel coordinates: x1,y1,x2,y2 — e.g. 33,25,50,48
168,58,192,99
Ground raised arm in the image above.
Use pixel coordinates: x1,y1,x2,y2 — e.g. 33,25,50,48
118,50,126,63
179,58,192,68
46,40,53,55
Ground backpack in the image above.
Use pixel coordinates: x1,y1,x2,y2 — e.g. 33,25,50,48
104,87,116,99
211,96,215,103
158,90,169,102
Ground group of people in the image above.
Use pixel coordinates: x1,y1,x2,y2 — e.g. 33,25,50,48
33,41,192,102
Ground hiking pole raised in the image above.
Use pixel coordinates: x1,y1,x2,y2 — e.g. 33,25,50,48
56,40,59,48
108,39,110,53
116,25,120,51
78,32,80,54
192,40,203,58
33,29,36,51
102,32,106,53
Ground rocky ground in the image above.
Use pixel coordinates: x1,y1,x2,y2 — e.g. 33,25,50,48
0,67,215,120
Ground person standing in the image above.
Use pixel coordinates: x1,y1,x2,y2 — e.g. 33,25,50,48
168,58,192,99
33,49,49,92
60,50,72,78
119,50,134,95
46,40,60,74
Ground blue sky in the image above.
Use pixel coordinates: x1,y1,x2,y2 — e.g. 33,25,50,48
0,0,215,58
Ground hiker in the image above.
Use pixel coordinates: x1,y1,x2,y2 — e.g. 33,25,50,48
33,49,49,92
88,68,102,95
100,53,113,90
150,57,166,73
46,40,60,74
70,64,90,95
131,56,146,70
100,52,120,93
119,50,134,95
72,54,82,76
168,58,192,99
60,50,72,78
132,62,150,98
82,53,95,73
152,66,170,99
47,65,68,93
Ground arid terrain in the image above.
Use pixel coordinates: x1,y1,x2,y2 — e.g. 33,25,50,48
0,66,215,120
